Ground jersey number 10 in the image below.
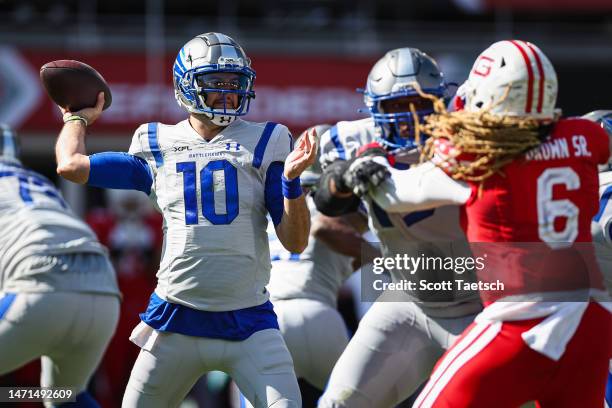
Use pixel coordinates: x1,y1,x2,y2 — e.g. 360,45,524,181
177,160,239,225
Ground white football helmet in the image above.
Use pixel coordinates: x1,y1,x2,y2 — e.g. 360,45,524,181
0,124,20,164
173,32,255,126
582,110,612,172
460,40,558,120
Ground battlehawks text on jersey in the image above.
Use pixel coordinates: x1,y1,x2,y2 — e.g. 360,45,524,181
129,118,293,311
0,162,118,295
319,118,480,314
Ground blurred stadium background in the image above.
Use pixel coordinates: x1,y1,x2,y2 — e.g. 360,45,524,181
0,1,611,407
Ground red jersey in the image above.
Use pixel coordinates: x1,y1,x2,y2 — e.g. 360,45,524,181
464,118,609,244
442,118,610,303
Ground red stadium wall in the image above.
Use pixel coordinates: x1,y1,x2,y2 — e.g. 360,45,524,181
0,47,373,136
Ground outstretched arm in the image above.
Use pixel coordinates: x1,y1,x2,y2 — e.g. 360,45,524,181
369,159,472,213
55,92,154,194
55,92,105,184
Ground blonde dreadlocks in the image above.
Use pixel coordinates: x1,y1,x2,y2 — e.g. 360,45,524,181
408,82,556,183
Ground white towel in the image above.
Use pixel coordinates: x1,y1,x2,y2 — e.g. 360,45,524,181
129,321,159,351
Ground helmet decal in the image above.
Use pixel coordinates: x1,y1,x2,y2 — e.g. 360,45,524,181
462,40,557,120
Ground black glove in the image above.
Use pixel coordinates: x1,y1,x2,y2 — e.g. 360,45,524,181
342,157,391,197
326,159,353,194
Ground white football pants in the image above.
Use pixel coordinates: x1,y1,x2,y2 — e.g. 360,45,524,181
274,298,350,390
318,301,478,408
123,324,301,408
0,291,120,398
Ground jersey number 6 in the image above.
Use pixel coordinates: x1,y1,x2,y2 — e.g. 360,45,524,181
537,167,580,248
177,159,239,225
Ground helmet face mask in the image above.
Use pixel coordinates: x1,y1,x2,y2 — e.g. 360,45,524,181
363,48,447,151
173,33,256,126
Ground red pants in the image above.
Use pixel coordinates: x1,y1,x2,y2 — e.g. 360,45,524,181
414,303,611,408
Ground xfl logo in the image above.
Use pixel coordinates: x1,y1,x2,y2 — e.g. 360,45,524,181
472,55,494,77
225,142,241,151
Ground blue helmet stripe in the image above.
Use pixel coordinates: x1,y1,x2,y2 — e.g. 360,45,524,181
175,51,188,72
173,65,184,78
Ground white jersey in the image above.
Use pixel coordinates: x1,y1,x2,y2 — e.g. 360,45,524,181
592,171,612,294
267,197,354,307
0,161,118,295
129,118,292,311
319,119,480,314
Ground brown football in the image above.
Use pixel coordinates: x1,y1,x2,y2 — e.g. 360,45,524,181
40,60,112,112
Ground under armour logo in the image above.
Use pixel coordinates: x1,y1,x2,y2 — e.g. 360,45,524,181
225,143,241,151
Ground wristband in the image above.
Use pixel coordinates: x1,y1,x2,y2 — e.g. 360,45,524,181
282,175,302,199
63,115,88,127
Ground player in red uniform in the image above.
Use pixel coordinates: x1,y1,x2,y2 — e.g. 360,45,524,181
342,40,612,407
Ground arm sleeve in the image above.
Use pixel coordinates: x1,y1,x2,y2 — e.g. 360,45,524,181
265,161,284,226
370,158,472,213
88,152,154,194
262,125,294,226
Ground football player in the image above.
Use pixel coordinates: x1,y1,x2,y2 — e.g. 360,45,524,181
583,110,612,408
0,124,120,407
54,33,315,408
314,48,482,408
267,125,377,402
348,40,611,407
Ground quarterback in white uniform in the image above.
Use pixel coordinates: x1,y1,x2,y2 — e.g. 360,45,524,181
0,125,120,407
54,33,316,408
314,48,481,408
